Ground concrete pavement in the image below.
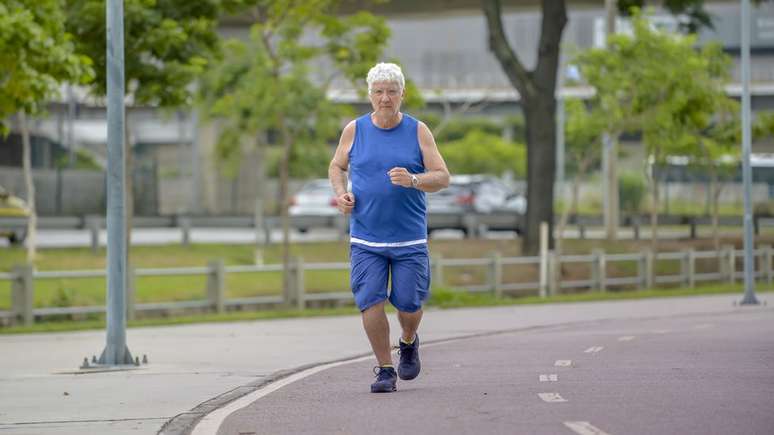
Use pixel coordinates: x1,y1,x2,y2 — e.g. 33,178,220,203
0,293,770,435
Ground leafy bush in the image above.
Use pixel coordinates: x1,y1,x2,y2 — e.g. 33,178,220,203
619,172,646,214
440,129,526,178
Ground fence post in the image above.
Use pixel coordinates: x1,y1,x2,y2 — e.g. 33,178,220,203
578,223,586,240
127,267,136,321
764,245,773,286
463,214,477,239
593,249,606,291
490,252,502,298
548,251,559,297
11,264,34,326
632,216,640,241
86,215,101,254
206,259,225,314
433,254,444,289
334,215,348,241
539,222,549,298
723,245,735,284
689,218,697,239
294,257,305,310
684,249,695,288
645,250,655,289
180,216,191,246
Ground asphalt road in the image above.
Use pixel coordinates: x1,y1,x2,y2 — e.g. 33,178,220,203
2,226,734,249
215,309,774,435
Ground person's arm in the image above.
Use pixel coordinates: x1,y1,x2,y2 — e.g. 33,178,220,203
388,121,450,192
328,120,356,214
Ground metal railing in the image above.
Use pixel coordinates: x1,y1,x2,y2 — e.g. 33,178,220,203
1,245,769,326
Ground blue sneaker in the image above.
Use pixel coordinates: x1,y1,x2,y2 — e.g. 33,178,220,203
370,366,397,393
398,334,420,380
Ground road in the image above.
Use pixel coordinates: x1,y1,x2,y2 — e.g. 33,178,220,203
1,226,741,248
212,310,774,435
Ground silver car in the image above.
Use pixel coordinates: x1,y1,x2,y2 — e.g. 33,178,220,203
289,179,339,217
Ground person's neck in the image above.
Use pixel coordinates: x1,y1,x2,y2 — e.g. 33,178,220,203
372,112,402,129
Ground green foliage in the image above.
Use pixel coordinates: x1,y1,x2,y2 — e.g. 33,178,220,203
754,111,774,141
618,172,646,213
434,118,503,142
0,0,94,133
198,1,391,175
440,130,526,177
617,0,713,33
65,0,226,107
564,98,605,175
266,143,333,178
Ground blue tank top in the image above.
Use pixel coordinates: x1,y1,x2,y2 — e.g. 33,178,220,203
349,113,427,243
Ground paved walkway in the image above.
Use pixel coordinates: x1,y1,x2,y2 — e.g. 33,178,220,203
0,293,770,435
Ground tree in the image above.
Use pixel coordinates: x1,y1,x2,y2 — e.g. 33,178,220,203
440,130,526,178
482,0,714,254
554,98,604,258
199,0,390,299
64,0,231,243
483,0,566,255
0,0,94,263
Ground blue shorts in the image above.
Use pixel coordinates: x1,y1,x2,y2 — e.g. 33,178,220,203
350,243,431,313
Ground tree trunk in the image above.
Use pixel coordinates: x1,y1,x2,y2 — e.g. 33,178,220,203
523,97,558,253
278,119,292,303
646,161,659,254
483,0,567,255
710,166,721,251
19,111,37,263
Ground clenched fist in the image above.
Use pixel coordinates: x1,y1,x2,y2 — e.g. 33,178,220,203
336,192,355,214
388,167,414,188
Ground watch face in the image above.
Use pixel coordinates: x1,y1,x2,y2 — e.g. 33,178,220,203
411,175,418,187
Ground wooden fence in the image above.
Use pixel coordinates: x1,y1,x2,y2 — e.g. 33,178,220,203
0,245,769,326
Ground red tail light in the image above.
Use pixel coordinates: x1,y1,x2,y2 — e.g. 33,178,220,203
329,197,338,207
289,196,297,206
455,193,474,205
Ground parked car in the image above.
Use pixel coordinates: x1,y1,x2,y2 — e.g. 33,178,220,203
0,185,30,245
427,174,525,214
289,179,339,218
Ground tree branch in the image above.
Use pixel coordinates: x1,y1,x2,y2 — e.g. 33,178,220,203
482,0,534,100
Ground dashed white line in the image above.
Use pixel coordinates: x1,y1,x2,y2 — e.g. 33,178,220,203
651,329,671,334
617,336,635,342
564,421,611,435
539,374,559,382
584,346,604,353
538,392,567,403
555,360,573,367
692,324,713,330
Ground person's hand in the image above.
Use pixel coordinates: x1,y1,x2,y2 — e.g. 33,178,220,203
388,167,413,188
336,192,355,214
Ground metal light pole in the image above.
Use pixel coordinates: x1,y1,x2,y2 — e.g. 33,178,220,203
740,0,759,305
98,0,135,365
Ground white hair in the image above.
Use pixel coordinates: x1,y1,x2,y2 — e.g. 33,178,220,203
367,63,405,93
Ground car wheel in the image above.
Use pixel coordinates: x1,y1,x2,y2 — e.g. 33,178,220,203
9,230,26,245
298,228,308,234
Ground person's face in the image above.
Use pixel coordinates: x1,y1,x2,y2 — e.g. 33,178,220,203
369,81,403,117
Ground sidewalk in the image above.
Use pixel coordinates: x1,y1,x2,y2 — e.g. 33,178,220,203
0,293,770,435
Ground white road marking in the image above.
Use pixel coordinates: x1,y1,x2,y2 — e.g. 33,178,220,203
693,323,713,330
539,374,559,382
538,392,567,403
584,346,604,353
564,421,612,435
555,360,573,367
651,329,671,334
617,336,635,342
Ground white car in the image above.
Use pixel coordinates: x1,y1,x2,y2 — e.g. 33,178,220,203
289,179,339,217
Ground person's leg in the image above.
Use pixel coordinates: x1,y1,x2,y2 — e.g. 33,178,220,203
350,244,390,364
397,309,423,343
362,301,392,366
389,244,430,381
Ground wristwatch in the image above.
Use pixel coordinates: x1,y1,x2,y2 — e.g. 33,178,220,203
410,174,420,188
